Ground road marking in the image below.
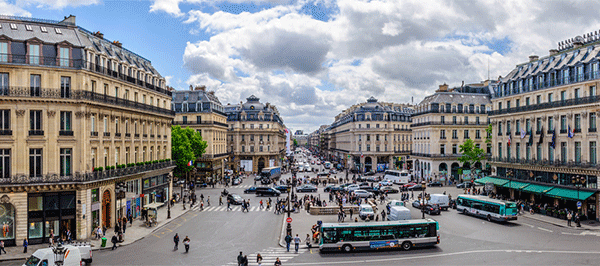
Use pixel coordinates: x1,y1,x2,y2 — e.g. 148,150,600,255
520,222,535,228
151,234,161,238
537,227,553,233
561,232,577,235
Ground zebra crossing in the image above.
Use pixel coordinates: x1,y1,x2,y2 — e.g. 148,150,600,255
191,205,274,212
225,246,306,266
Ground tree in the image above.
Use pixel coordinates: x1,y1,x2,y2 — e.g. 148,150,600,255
171,126,208,178
293,138,298,147
458,139,486,172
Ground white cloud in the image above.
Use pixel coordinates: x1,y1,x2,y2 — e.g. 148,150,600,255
171,0,600,132
16,0,99,9
0,0,31,16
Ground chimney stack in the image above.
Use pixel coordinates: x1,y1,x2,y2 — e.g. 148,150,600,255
94,31,104,39
112,40,122,47
574,36,584,48
529,55,539,62
549,49,558,56
437,83,448,92
194,85,206,91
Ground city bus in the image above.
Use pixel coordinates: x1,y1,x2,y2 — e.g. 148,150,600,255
456,195,518,222
383,170,411,185
319,219,439,253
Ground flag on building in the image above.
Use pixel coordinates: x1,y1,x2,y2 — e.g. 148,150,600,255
507,134,511,147
551,130,556,149
528,130,533,146
187,160,193,166
361,152,364,158
520,128,526,139
568,125,574,138
538,126,544,144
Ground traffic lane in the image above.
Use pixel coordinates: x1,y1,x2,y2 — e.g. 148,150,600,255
93,202,282,265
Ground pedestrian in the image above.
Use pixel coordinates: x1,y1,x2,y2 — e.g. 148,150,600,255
237,251,244,266
274,257,282,266
285,233,292,252
122,217,127,234
294,234,301,252
200,194,204,203
220,196,223,206
242,255,248,266
49,230,54,247
23,238,28,253
349,208,353,219
183,236,190,253
305,233,312,248
0,240,6,255
227,199,232,211
257,253,263,266
576,213,581,227
260,199,264,209
173,233,180,250
567,212,572,226
96,226,103,240
207,196,210,206
111,234,118,250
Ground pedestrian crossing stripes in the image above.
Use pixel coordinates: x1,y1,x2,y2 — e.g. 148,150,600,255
191,205,274,212
225,246,306,266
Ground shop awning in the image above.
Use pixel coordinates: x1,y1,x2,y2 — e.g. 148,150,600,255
521,184,553,194
544,187,596,201
474,176,508,186
502,180,530,190
145,202,164,209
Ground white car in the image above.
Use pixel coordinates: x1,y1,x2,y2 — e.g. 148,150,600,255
346,184,360,192
353,189,373,198
379,180,393,186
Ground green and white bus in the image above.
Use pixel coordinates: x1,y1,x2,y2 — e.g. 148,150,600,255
456,195,518,222
319,219,439,253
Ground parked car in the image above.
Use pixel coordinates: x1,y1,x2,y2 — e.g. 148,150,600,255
227,194,244,205
296,184,318,193
254,176,262,181
428,181,443,187
379,186,399,194
353,189,374,198
412,200,423,208
364,187,381,195
255,187,281,197
274,185,291,193
456,182,474,188
244,187,257,194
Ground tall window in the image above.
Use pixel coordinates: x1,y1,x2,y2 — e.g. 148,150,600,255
0,73,8,95
440,144,445,155
575,114,581,131
537,144,542,161
91,115,96,133
115,119,120,134
104,117,108,133
561,115,566,131
30,110,42,132
548,143,554,161
0,110,9,132
440,130,445,139
60,148,72,177
29,44,40,64
561,142,567,162
0,149,9,178
516,143,520,160
526,145,530,160
575,142,581,163
498,143,502,158
475,130,480,139
590,113,597,131
548,117,553,131
591,141,597,165
59,47,69,67
91,148,96,169
29,148,42,178
464,130,469,139
0,42,7,62
452,130,457,139
591,86,597,97
60,111,71,132
30,74,41,97
452,144,458,154
516,120,520,132
536,118,541,132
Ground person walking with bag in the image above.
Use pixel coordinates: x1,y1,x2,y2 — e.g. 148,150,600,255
567,212,572,226
285,233,292,252
183,236,190,253
111,234,118,250
23,238,28,253
173,233,180,250
256,253,263,266
0,240,6,255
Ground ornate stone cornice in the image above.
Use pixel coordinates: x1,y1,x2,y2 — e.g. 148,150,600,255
16,110,25,117
47,110,56,117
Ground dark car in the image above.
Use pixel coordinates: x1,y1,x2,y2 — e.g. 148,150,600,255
407,184,424,191
274,185,291,193
379,186,399,194
227,194,244,205
364,187,381,195
424,204,441,215
366,175,381,182
255,187,281,197
296,184,318,193
364,170,376,176
456,182,474,188
244,187,257,194
328,186,345,193
428,181,443,187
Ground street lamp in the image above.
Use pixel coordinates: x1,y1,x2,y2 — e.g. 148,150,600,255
181,182,186,210
421,181,426,219
167,174,172,219
572,175,586,210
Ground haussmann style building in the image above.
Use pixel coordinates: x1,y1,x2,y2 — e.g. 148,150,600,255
0,15,175,245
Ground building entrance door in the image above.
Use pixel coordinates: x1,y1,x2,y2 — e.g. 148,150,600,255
102,190,111,228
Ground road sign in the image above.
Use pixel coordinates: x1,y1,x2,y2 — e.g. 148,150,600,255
577,201,582,208
286,217,292,223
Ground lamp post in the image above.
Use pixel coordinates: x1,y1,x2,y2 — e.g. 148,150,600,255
506,170,514,200
421,181,426,219
572,175,586,212
286,179,292,236
181,182,186,210
167,174,172,219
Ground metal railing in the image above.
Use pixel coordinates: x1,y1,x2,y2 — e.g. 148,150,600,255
490,94,600,116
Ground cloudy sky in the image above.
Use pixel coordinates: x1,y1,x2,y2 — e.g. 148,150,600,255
3,0,600,132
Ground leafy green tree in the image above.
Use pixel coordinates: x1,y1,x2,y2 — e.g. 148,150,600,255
459,139,486,171
293,138,298,147
171,126,208,178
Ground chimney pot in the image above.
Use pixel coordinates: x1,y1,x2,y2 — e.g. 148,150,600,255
549,49,559,56
529,55,539,62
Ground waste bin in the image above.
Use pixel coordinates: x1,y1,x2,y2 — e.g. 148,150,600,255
101,237,107,247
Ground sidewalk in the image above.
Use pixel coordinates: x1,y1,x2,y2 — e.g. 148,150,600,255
0,202,190,262
520,211,600,230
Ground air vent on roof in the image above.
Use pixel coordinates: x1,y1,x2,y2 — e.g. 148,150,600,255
9,23,17,30
25,25,32,31
55,28,62,34
40,26,47,33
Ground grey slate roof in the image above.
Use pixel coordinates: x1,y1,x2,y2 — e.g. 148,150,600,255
419,91,491,106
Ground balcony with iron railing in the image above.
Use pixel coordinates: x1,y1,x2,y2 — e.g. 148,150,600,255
0,86,175,117
172,120,229,127
0,130,12,135
59,130,74,136
495,70,600,99
29,130,43,136
490,94,600,116
411,121,489,127
0,53,172,96
0,160,175,185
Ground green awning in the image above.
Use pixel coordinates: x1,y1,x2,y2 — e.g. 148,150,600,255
545,187,596,201
474,176,508,186
521,184,553,194
502,180,530,190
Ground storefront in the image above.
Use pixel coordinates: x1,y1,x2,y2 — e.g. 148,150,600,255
90,188,101,233
142,174,170,205
0,195,16,246
27,192,76,244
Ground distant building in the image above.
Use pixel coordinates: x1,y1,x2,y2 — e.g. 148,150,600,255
225,95,287,173
293,130,308,146
172,86,228,182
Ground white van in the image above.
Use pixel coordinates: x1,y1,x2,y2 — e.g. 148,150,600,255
383,170,410,185
387,206,411,221
429,194,450,211
24,244,92,266
359,204,375,220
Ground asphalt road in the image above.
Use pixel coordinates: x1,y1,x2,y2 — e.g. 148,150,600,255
8,154,600,265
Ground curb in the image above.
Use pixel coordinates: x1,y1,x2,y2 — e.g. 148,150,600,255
0,208,191,262
278,213,311,250
521,214,600,231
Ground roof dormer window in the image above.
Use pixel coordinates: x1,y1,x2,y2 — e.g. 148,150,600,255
25,25,32,31
55,28,62,34
9,23,17,30
40,26,47,33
